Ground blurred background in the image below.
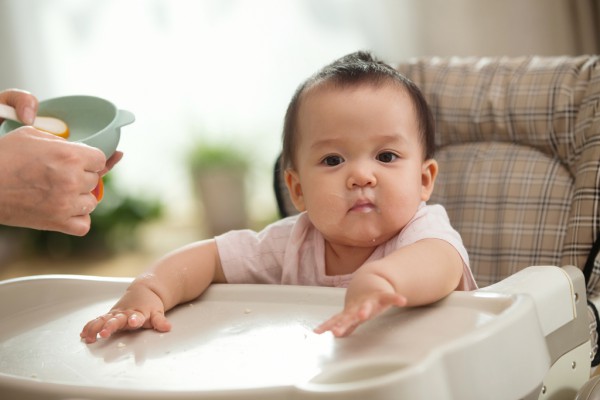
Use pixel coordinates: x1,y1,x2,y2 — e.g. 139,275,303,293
0,0,598,279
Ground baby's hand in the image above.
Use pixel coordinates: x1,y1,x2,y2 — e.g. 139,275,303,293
314,292,407,337
80,286,171,344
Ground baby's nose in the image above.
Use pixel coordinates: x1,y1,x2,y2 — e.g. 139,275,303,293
347,165,377,188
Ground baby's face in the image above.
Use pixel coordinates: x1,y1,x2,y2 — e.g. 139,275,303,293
285,83,437,248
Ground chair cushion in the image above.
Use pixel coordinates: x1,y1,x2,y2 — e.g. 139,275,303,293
431,142,573,287
398,56,600,292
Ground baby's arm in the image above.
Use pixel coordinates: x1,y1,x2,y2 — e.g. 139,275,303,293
315,238,463,337
80,239,225,343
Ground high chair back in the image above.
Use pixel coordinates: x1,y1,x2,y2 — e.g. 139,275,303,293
396,56,600,292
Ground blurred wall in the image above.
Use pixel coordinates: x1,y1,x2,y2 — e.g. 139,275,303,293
370,0,597,61
0,1,52,95
0,0,594,225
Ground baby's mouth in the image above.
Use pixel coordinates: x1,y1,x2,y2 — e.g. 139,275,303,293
349,200,377,213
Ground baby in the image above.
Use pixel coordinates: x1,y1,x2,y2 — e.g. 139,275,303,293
81,51,477,343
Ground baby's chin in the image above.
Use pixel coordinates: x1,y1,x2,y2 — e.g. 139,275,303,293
311,213,404,247
324,229,398,248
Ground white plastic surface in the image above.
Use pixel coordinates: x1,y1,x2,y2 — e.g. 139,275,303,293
0,272,560,399
479,265,576,336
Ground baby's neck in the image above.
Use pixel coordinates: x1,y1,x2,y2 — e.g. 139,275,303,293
324,241,377,276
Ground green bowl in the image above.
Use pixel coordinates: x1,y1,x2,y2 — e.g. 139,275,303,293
0,95,135,157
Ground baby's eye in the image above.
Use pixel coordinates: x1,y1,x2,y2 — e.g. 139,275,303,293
322,155,344,166
376,152,398,163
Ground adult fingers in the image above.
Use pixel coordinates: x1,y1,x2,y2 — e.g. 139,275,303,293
83,170,103,194
62,213,93,237
76,192,99,215
52,191,97,235
0,89,38,125
100,151,123,176
73,143,107,174
16,127,106,173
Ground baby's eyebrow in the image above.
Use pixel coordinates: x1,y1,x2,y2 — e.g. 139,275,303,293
361,133,412,149
310,138,339,150
308,132,412,155
374,133,409,146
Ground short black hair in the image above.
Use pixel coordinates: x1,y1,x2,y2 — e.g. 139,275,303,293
281,51,435,169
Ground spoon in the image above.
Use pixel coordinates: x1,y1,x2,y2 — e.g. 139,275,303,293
0,103,69,138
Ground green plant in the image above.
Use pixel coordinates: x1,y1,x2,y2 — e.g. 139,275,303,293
187,141,249,171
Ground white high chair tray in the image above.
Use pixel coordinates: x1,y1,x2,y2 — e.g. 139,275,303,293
0,275,550,400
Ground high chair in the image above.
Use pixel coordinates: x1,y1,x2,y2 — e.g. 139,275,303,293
0,56,598,400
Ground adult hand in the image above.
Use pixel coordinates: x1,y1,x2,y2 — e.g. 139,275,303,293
0,88,38,125
101,151,124,176
0,88,125,235
0,127,107,236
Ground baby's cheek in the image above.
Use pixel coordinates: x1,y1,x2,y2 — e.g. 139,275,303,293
308,208,343,238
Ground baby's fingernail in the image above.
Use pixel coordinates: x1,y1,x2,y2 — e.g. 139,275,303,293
129,314,142,327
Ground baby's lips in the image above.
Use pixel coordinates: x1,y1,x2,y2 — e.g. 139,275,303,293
349,201,376,213
91,177,104,201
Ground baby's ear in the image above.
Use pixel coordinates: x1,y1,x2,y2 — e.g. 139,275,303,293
284,169,306,212
420,159,438,201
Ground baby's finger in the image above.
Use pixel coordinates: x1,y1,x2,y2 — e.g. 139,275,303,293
127,312,145,329
149,310,172,333
98,313,128,339
313,315,338,335
379,293,408,308
328,319,360,337
334,322,360,337
80,315,112,343
356,301,374,320
314,313,357,336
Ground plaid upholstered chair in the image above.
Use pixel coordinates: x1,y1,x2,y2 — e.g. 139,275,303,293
274,55,600,365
